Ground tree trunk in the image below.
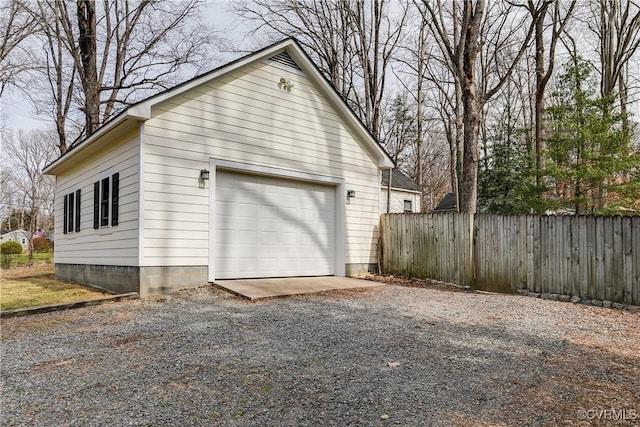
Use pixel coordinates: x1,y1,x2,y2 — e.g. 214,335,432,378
77,0,99,136
534,2,548,189
460,84,481,214
453,79,463,211
458,0,484,214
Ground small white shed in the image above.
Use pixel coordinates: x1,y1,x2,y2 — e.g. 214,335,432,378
44,39,394,296
0,229,30,252
380,169,422,214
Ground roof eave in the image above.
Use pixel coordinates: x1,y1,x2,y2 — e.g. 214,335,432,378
381,186,422,194
43,108,148,175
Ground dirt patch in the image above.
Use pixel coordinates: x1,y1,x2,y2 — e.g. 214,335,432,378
361,273,472,292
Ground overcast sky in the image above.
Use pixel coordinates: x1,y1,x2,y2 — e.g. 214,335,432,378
0,0,254,133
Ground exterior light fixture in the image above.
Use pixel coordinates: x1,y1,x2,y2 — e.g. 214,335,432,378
278,77,294,92
200,169,210,180
347,189,356,198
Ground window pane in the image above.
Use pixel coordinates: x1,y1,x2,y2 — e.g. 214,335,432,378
68,192,75,231
404,200,412,213
101,177,110,226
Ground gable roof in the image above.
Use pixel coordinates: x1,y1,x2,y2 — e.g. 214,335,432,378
0,229,29,238
44,38,394,175
381,169,421,193
434,193,458,212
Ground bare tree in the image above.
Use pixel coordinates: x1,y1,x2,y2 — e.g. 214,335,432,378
391,7,432,208
0,0,37,98
233,0,407,142
234,0,356,100
527,0,576,188
577,0,640,208
3,129,57,264
419,0,536,213
29,0,216,153
589,0,640,122
347,0,407,141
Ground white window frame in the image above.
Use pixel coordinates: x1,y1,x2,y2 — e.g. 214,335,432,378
99,176,111,228
403,199,413,213
95,169,115,230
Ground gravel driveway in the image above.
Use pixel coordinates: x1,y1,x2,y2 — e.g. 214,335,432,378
1,283,639,426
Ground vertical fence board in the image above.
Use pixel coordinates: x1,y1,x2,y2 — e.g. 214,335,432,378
603,217,614,302
631,217,640,305
526,216,534,290
570,217,580,298
578,217,588,298
612,217,623,303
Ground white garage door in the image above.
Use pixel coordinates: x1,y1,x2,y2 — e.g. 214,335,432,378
214,170,335,279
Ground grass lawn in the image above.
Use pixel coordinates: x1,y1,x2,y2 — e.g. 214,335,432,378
1,252,54,268
0,259,111,311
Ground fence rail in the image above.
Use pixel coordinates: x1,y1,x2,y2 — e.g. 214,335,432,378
380,213,640,305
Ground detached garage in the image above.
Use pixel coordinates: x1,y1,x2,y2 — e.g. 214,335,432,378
44,38,394,296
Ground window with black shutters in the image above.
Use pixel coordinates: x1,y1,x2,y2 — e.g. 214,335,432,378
63,189,81,234
94,173,120,229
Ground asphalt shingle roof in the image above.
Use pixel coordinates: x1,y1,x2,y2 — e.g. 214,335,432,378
381,169,421,192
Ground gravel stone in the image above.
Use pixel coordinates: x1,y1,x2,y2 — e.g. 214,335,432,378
570,296,582,303
602,300,612,309
613,302,626,310
558,295,571,302
2,284,639,426
592,300,603,307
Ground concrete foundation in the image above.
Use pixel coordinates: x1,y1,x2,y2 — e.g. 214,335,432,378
139,265,208,297
56,263,376,297
55,264,208,297
345,263,378,276
56,264,139,294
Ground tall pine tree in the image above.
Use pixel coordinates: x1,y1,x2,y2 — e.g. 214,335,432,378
545,57,640,214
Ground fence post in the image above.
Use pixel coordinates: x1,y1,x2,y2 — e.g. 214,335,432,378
470,213,476,288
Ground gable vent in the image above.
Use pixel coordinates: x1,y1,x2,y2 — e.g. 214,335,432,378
269,51,302,71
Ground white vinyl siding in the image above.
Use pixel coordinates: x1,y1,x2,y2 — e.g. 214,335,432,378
143,59,380,267
380,189,422,215
54,131,140,266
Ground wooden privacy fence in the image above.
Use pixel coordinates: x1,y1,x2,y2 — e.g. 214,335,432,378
380,213,640,306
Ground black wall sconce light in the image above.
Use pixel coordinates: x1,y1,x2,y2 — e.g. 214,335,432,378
347,189,356,198
200,169,210,181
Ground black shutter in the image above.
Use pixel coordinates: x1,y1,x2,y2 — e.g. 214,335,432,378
75,189,81,232
93,181,100,229
63,194,68,234
111,173,119,226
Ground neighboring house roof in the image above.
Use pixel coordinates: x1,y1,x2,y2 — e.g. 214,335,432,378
434,193,457,212
44,38,394,175
0,229,30,244
381,169,421,193
0,229,29,237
